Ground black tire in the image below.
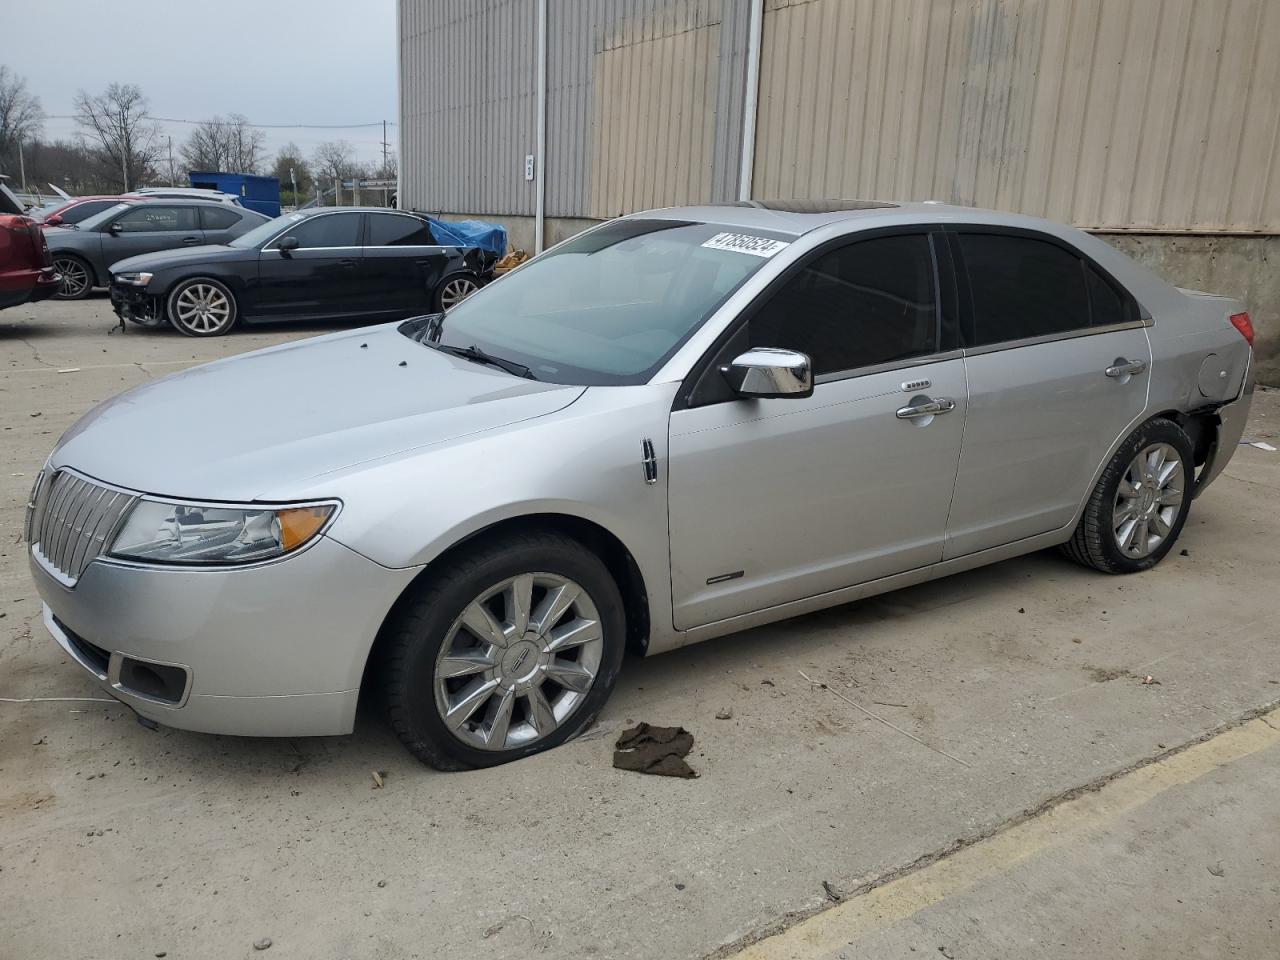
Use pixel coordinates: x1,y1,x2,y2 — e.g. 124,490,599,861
432,272,481,313
166,277,238,337
380,530,626,770
52,254,94,300
1061,417,1195,574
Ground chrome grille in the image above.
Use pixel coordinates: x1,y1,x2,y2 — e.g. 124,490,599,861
28,469,137,584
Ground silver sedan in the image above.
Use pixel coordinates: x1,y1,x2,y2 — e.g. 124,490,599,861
26,200,1255,769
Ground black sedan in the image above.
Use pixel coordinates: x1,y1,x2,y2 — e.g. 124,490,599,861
45,199,269,300
108,208,492,337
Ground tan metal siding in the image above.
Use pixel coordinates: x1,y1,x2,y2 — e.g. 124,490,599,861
752,0,1280,233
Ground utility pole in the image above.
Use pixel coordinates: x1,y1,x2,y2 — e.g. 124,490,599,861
290,166,297,209
17,140,27,196
381,120,389,177
168,136,176,186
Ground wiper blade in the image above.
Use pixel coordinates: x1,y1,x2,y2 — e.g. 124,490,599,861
436,343,537,380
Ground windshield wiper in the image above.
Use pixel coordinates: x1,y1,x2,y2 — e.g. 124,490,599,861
435,343,537,380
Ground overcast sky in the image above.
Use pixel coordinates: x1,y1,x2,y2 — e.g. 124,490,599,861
7,0,397,168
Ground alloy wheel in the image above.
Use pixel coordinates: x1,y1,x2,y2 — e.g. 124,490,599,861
174,283,232,334
1113,442,1184,559
433,572,604,751
54,258,90,298
440,276,479,311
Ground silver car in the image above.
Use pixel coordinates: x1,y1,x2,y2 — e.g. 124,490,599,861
26,201,1255,769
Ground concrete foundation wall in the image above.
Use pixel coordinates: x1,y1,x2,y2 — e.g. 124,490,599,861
450,211,1278,387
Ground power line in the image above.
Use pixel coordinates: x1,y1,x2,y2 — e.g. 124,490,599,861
46,114,396,130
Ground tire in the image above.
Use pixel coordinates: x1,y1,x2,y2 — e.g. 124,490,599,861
380,530,626,770
432,272,481,313
1061,417,1195,574
52,255,94,300
166,277,238,337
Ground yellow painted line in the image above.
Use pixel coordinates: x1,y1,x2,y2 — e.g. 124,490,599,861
732,708,1280,960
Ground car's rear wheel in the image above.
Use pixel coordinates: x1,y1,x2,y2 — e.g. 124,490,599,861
167,278,238,337
380,530,625,769
53,255,93,300
1061,417,1194,574
433,273,480,313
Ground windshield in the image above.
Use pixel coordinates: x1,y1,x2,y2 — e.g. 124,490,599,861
412,219,788,385
75,202,133,230
230,212,304,249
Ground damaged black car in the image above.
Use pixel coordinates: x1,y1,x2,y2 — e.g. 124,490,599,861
109,207,501,337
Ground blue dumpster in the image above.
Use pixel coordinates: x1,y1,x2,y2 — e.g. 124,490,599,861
188,172,281,218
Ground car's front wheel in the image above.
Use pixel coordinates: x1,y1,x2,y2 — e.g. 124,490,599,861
52,255,94,300
380,530,625,769
1062,417,1194,573
167,278,238,337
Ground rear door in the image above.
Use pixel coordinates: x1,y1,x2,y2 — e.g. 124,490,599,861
254,211,364,319
944,228,1152,558
360,212,447,317
198,205,250,245
101,204,203,264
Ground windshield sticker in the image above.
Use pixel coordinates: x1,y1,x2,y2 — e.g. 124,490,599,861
701,232,790,258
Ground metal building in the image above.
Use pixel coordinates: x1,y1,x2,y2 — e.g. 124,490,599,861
398,0,1280,382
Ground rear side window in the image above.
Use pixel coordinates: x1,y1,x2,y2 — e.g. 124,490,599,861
1086,266,1130,327
958,234,1090,345
748,234,937,375
274,213,361,249
200,206,241,230
112,205,199,233
367,213,433,246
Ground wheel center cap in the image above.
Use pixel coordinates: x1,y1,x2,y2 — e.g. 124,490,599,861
500,639,542,684
1138,487,1157,514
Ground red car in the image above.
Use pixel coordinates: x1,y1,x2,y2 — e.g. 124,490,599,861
0,182,59,311
36,194,137,228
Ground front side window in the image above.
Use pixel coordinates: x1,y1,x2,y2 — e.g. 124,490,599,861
414,219,780,385
959,234,1090,345
60,200,117,225
367,213,432,246
111,205,199,233
748,234,937,375
272,213,361,249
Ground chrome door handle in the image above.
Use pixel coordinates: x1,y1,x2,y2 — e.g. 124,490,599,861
1105,358,1146,378
896,397,956,419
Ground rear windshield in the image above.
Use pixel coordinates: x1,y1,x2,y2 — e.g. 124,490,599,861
412,219,791,385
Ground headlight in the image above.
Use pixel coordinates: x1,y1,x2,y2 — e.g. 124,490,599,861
115,271,153,286
108,500,337,565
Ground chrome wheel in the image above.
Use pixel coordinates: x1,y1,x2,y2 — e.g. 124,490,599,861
434,572,603,751
439,276,479,311
173,282,233,334
1113,442,1184,559
54,257,90,298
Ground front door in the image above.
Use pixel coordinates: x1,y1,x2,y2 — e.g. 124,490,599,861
253,211,364,319
668,232,966,630
943,229,1152,558
102,204,203,262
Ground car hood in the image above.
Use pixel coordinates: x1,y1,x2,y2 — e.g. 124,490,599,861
110,244,249,273
51,324,585,501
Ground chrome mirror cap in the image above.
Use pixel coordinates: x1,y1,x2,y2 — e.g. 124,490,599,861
720,347,814,399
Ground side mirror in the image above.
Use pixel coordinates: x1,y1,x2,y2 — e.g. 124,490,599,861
719,347,813,399
276,236,299,253
107,221,124,235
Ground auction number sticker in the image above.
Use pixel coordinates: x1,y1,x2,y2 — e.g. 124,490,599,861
701,232,790,258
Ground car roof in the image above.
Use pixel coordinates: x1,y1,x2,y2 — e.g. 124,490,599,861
633,199,1085,239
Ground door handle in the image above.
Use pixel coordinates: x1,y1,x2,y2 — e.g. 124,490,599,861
337,258,357,267
896,397,956,419
1105,358,1146,378
181,236,200,244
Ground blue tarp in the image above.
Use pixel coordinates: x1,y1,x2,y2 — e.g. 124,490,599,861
427,217,507,257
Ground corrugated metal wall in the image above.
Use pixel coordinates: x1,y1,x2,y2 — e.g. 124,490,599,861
401,0,1280,233
753,0,1280,233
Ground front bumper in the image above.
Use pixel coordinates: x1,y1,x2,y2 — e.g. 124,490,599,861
30,536,420,737
109,281,164,326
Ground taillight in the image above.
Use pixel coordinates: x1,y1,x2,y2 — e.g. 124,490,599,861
1229,312,1254,346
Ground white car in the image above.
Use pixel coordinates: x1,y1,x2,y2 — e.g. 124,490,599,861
131,187,242,206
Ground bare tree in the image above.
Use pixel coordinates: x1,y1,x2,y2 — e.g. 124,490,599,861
0,67,44,174
312,139,357,183
180,114,265,174
73,83,163,190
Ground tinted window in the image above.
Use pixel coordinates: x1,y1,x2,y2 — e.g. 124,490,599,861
367,213,432,246
748,234,937,375
274,213,361,248
1087,266,1128,327
61,200,117,225
200,206,241,230
959,234,1089,344
112,205,199,233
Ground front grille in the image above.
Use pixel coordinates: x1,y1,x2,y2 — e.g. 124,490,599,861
28,469,137,584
